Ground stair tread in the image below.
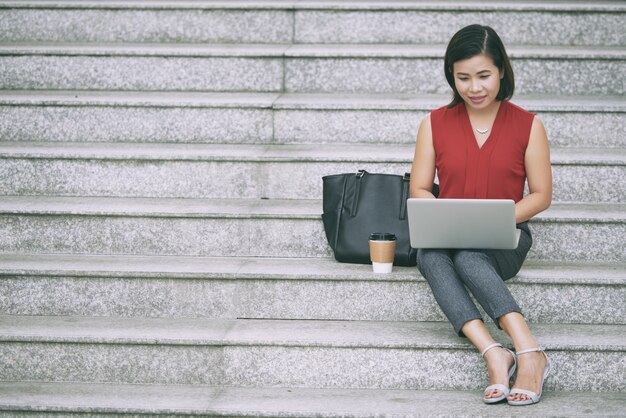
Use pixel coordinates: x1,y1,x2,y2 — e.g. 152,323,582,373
1,382,625,417
1,90,624,112
2,0,624,12
1,315,625,350
0,196,624,222
1,142,624,165
0,253,624,285
0,90,282,108
0,0,298,10
2,42,623,59
0,42,292,57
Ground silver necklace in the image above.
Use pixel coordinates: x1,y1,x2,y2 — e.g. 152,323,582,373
475,127,490,135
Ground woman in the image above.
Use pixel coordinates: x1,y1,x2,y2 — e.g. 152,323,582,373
409,24,553,406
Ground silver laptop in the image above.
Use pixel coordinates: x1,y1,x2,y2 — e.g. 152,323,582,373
407,198,521,249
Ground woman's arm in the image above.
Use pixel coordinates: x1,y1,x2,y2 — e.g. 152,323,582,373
410,114,437,198
515,117,553,223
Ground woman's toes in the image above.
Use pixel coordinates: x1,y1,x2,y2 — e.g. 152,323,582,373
485,388,504,399
488,390,501,398
508,394,529,402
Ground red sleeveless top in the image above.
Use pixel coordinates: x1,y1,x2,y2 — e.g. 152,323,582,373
431,100,534,202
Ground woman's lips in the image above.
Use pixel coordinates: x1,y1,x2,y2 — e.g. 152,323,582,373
469,96,486,104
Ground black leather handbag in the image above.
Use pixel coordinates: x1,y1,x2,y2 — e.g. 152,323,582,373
322,170,438,267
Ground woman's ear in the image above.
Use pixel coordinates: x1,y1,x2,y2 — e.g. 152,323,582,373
500,68,505,79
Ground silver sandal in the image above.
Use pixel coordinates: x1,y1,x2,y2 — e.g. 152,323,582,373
481,342,517,404
507,346,552,406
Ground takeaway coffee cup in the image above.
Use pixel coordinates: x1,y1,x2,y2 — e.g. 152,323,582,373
369,232,397,273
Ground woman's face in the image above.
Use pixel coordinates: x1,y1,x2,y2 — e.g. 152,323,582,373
453,53,502,111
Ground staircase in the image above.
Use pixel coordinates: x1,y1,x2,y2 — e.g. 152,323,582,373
0,1,625,416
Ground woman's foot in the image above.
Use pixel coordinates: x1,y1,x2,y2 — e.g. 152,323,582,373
482,343,516,402
508,348,550,404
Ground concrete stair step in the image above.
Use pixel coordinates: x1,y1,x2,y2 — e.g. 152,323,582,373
1,253,624,324
1,1,624,46
0,196,623,263
2,91,623,148
282,44,625,96
0,1,295,44
1,382,625,417
0,315,624,390
1,43,624,96
0,43,286,92
1,142,624,203
292,1,626,47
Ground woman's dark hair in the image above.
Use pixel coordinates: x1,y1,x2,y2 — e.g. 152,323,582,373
444,24,514,108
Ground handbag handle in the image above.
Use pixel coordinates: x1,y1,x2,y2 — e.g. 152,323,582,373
400,172,410,220
350,169,366,217
350,170,410,220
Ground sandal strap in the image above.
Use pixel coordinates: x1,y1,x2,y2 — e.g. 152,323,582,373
515,346,552,379
516,346,544,356
481,343,517,377
481,342,503,357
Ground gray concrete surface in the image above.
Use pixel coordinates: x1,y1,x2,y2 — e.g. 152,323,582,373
0,255,624,323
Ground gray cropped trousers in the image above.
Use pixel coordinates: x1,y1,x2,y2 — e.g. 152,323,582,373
417,222,532,336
